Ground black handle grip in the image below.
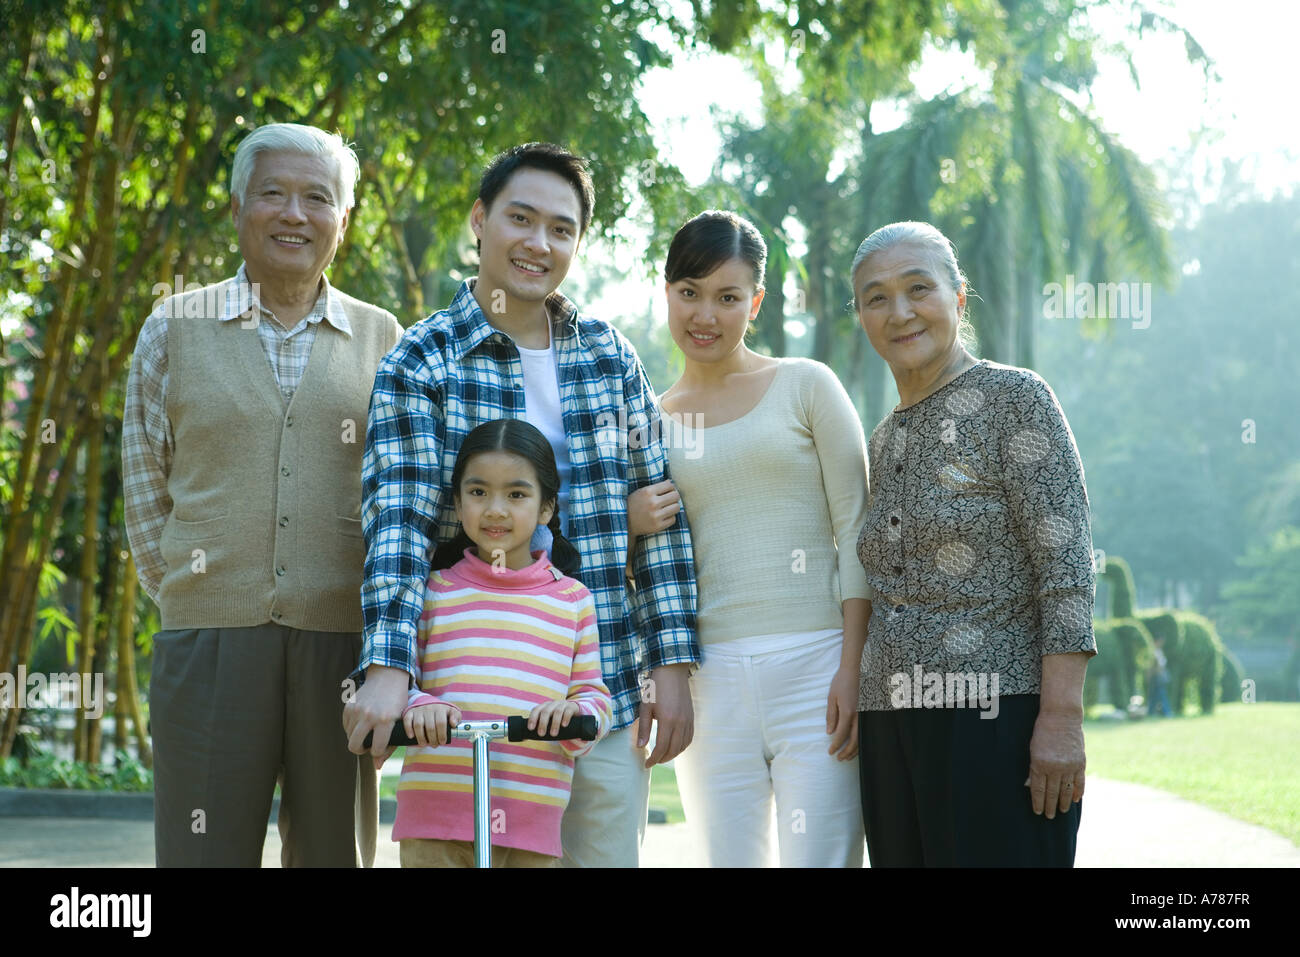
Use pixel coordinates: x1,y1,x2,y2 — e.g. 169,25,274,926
361,725,417,750
507,714,597,742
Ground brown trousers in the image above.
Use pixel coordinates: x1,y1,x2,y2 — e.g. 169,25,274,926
150,624,378,867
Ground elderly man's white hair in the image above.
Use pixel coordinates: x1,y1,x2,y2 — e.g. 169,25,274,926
230,123,360,210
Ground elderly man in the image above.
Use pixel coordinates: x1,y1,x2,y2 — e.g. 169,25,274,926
123,123,403,866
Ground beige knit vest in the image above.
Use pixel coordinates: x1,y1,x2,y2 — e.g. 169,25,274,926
159,277,399,632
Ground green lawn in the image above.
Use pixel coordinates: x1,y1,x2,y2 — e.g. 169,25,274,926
650,763,684,823
1083,701,1300,845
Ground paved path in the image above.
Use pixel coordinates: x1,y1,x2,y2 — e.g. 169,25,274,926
1,777,1297,867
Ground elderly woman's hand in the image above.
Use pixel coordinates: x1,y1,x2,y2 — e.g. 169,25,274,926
1026,709,1086,818
1028,651,1090,817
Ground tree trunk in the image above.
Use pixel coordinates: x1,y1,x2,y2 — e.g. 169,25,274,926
73,379,105,762
117,553,151,768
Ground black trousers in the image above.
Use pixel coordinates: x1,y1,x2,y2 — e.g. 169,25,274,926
858,695,1081,867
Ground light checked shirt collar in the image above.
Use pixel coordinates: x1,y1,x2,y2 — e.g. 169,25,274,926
218,262,352,337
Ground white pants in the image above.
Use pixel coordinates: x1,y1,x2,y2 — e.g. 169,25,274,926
560,727,651,867
674,631,864,867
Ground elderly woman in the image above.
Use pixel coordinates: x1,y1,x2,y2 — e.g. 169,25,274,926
850,221,1096,867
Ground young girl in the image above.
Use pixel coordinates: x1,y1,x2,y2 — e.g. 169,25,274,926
628,210,870,867
393,418,612,868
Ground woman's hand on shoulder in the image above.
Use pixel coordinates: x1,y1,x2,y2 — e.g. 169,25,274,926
627,480,681,536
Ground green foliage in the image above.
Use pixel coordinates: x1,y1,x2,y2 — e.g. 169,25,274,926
1173,613,1226,715
1135,608,1230,714
1100,555,1137,618
1221,526,1300,641
1084,616,1154,709
1219,645,1244,706
1036,188,1300,613
0,750,152,791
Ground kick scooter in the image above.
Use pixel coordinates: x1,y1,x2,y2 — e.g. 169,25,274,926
364,715,597,868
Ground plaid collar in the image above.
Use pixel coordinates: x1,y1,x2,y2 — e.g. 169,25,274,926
447,278,579,362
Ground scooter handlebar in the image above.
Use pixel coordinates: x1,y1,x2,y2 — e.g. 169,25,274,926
361,714,597,750
507,714,598,742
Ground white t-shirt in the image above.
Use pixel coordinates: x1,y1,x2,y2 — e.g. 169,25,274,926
515,340,572,538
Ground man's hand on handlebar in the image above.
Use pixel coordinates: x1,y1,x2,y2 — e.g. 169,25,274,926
343,664,411,769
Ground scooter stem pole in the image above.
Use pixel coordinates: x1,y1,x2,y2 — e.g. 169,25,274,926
473,731,492,869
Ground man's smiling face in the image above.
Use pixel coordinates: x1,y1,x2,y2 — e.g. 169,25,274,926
232,150,349,288
470,166,583,311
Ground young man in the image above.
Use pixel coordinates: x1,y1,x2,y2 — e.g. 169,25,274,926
343,143,698,867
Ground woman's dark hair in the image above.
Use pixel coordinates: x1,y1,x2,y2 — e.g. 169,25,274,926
664,209,767,289
430,418,582,580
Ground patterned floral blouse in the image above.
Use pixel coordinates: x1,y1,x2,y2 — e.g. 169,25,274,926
856,360,1097,711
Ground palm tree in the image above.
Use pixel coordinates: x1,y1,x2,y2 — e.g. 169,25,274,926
709,0,1199,435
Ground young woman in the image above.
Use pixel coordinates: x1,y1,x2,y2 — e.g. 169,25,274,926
393,419,613,868
628,210,870,866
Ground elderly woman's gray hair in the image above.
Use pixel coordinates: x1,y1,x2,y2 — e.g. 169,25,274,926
850,220,977,348
230,123,360,210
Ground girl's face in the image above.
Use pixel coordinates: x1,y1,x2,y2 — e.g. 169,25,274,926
853,240,966,374
665,258,765,363
453,450,555,571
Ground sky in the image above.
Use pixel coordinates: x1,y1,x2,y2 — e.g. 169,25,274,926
576,0,1299,327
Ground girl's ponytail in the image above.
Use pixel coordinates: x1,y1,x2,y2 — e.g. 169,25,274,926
430,529,476,573
546,510,583,582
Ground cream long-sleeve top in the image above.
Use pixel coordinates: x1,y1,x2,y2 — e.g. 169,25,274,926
662,357,872,645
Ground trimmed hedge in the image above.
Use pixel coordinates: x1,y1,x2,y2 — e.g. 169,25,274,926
1087,556,1232,714
1084,617,1155,710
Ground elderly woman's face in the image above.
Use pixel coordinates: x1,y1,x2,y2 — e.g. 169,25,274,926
853,241,965,373
232,150,349,287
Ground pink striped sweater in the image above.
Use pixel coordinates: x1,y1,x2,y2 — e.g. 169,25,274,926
392,549,612,858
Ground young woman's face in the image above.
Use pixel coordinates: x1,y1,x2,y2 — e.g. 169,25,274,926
853,241,966,374
454,451,554,571
664,258,765,363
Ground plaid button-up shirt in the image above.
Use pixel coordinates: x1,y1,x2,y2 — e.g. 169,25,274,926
359,280,698,729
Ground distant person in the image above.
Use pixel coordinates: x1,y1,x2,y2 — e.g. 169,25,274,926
122,123,403,866
1147,636,1172,717
342,143,698,868
393,420,612,867
628,210,869,866
850,221,1097,866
